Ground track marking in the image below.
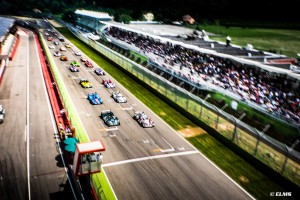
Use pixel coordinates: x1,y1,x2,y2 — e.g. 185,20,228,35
102,150,199,167
121,107,133,111
81,92,86,99
24,125,27,142
105,127,118,131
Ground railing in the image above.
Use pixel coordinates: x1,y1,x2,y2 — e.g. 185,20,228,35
64,22,300,187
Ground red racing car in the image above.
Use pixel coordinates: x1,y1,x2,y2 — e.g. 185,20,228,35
85,60,93,68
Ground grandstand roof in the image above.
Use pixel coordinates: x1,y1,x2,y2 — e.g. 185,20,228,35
75,9,113,20
0,16,15,43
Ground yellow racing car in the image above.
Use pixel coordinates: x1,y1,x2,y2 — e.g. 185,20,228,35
79,78,92,88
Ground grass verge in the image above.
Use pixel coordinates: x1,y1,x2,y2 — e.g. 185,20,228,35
56,27,297,199
194,25,300,58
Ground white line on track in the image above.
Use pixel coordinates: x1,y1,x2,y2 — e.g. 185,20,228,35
150,139,160,150
105,127,118,132
102,150,199,167
81,92,86,98
24,125,27,142
121,107,133,111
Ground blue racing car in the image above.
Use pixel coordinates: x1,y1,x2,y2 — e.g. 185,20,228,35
87,92,103,105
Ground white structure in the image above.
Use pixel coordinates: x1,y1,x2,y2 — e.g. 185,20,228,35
75,9,113,21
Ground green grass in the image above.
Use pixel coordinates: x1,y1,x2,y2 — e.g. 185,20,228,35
197,25,300,57
54,27,297,199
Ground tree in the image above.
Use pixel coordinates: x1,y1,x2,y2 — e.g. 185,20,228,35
118,14,132,24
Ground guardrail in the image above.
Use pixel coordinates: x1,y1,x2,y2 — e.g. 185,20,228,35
65,24,300,187
39,31,116,200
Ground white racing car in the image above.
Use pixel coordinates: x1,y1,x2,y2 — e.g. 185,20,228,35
133,111,155,128
111,91,127,103
75,51,82,56
53,51,61,57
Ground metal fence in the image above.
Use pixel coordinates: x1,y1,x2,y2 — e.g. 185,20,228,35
63,23,300,187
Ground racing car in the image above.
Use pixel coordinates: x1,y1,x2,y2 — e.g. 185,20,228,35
79,78,92,88
80,57,87,62
100,110,120,127
0,105,5,123
75,52,82,56
94,68,105,76
60,55,68,61
58,37,65,42
111,91,127,103
69,65,79,72
53,51,61,57
85,60,93,68
133,111,155,128
87,92,102,105
65,43,72,48
102,79,115,88
60,46,66,51
71,61,80,67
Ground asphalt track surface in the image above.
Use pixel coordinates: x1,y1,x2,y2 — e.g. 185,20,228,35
0,28,73,200
43,25,254,200
0,20,254,199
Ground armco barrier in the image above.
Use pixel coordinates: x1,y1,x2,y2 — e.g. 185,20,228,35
66,26,300,187
38,32,116,200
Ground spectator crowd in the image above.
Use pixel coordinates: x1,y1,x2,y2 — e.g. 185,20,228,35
105,26,300,124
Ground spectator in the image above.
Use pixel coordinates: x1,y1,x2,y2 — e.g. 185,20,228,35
226,36,231,46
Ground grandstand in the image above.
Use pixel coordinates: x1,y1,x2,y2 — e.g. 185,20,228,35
72,11,300,125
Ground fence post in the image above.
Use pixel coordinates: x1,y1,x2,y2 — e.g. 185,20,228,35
254,129,260,156
215,106,220,130
281,145,290,174
232,117,238,142
186,94,189,111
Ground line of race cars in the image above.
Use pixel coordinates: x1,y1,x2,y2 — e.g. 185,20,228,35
45,29,155,128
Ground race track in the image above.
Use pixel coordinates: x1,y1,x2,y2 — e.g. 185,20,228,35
0,20,254,199
43,25,254,200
